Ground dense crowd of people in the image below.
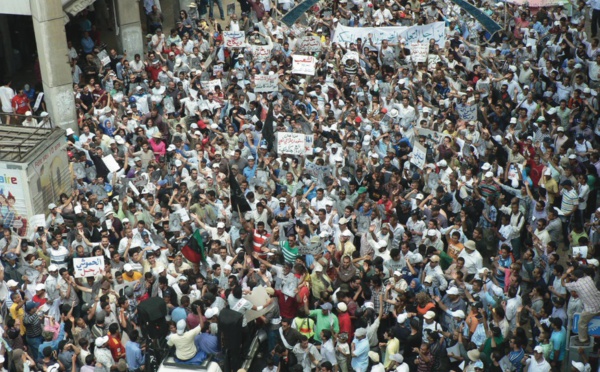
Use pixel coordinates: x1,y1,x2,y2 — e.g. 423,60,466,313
2,0,600,371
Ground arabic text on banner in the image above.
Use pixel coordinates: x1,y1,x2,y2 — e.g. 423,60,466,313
409,42,429,63
74,256,105,278
332,22,446,47
298,240,324,256
277,132,313,155
296,36,322,53
410,142,427,169
504,0,562,7
201,80,222,92
223,31,245,48
255,75,279,92
305,160,330,180
292,55,316,76
250,45,273,61
457,104,478,121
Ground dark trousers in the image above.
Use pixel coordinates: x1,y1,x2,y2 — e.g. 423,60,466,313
593,9,600,37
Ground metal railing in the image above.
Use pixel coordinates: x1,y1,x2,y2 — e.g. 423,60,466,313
0,112,55,129
0,112,58,162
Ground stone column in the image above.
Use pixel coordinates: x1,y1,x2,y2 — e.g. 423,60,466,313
30,0,77,131
116,0,144,61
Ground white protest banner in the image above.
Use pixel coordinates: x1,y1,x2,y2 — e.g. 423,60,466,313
255,74,279,92
305,160,330,179
505,0,562,6
277,132,310,155
304,134,314,155
245,286,275,322
298,236,324,256
130,174,148,187
201,80,222,92
97,50,111,66
409,42,429,63
410,142,427,169
341,51,359,64
102,154,121,173
169,212,182,232
296,36,322,53
457,104,478,121
416,128,445,144
223,31,245,48
33,93,44,112
333,22,446,47
212,64,224,76
74,256,105,278
573,245,589,258
292,55,316,76
177,208,190,223
250,44,272,61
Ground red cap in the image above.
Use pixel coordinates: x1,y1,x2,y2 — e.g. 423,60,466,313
355,117,362,123
381,108,387,114
197,120,207,129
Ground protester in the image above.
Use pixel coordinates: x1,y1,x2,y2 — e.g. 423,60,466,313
4,0,600,370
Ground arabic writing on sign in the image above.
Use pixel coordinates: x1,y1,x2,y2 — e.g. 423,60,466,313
277,132,309,155
223,31,245,48
409,42,429,63
410,142,427,169
457,104,477,121
292,55,316,76
250,45,273,61
73,256,105,278
297,36,322,53
201,80,222,93
305,160,330,180
332,22,446,47
255,75,279,93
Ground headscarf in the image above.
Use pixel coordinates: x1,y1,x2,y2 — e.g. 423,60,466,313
410,278,423,294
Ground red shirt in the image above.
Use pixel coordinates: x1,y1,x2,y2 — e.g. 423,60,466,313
275,289,298,319
338,311,353,341
32,295,48,306
108,333,125,361
145,64,162,81
11,94,29,114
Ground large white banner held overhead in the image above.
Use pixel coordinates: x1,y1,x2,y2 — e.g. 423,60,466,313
332,22,446,47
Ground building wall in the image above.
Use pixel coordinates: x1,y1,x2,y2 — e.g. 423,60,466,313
0,0,32,15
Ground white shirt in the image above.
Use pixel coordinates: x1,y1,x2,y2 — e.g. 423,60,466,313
524,356,551,372
0,86,15,112
458,249,483,274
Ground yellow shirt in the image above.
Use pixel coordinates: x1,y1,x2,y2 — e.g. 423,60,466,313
384,337,400,368
10,303,25,335
122,271,143,282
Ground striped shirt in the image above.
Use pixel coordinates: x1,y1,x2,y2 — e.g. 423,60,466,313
253,229,270,254
479,181,500,198
280,240,298,264
560,188,578,214
23,312,43,338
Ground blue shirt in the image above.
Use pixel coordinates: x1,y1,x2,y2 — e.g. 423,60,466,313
125,341,144,370
351,337,369,371
38,322,65,357
243,164,257,180
550,327,567,361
